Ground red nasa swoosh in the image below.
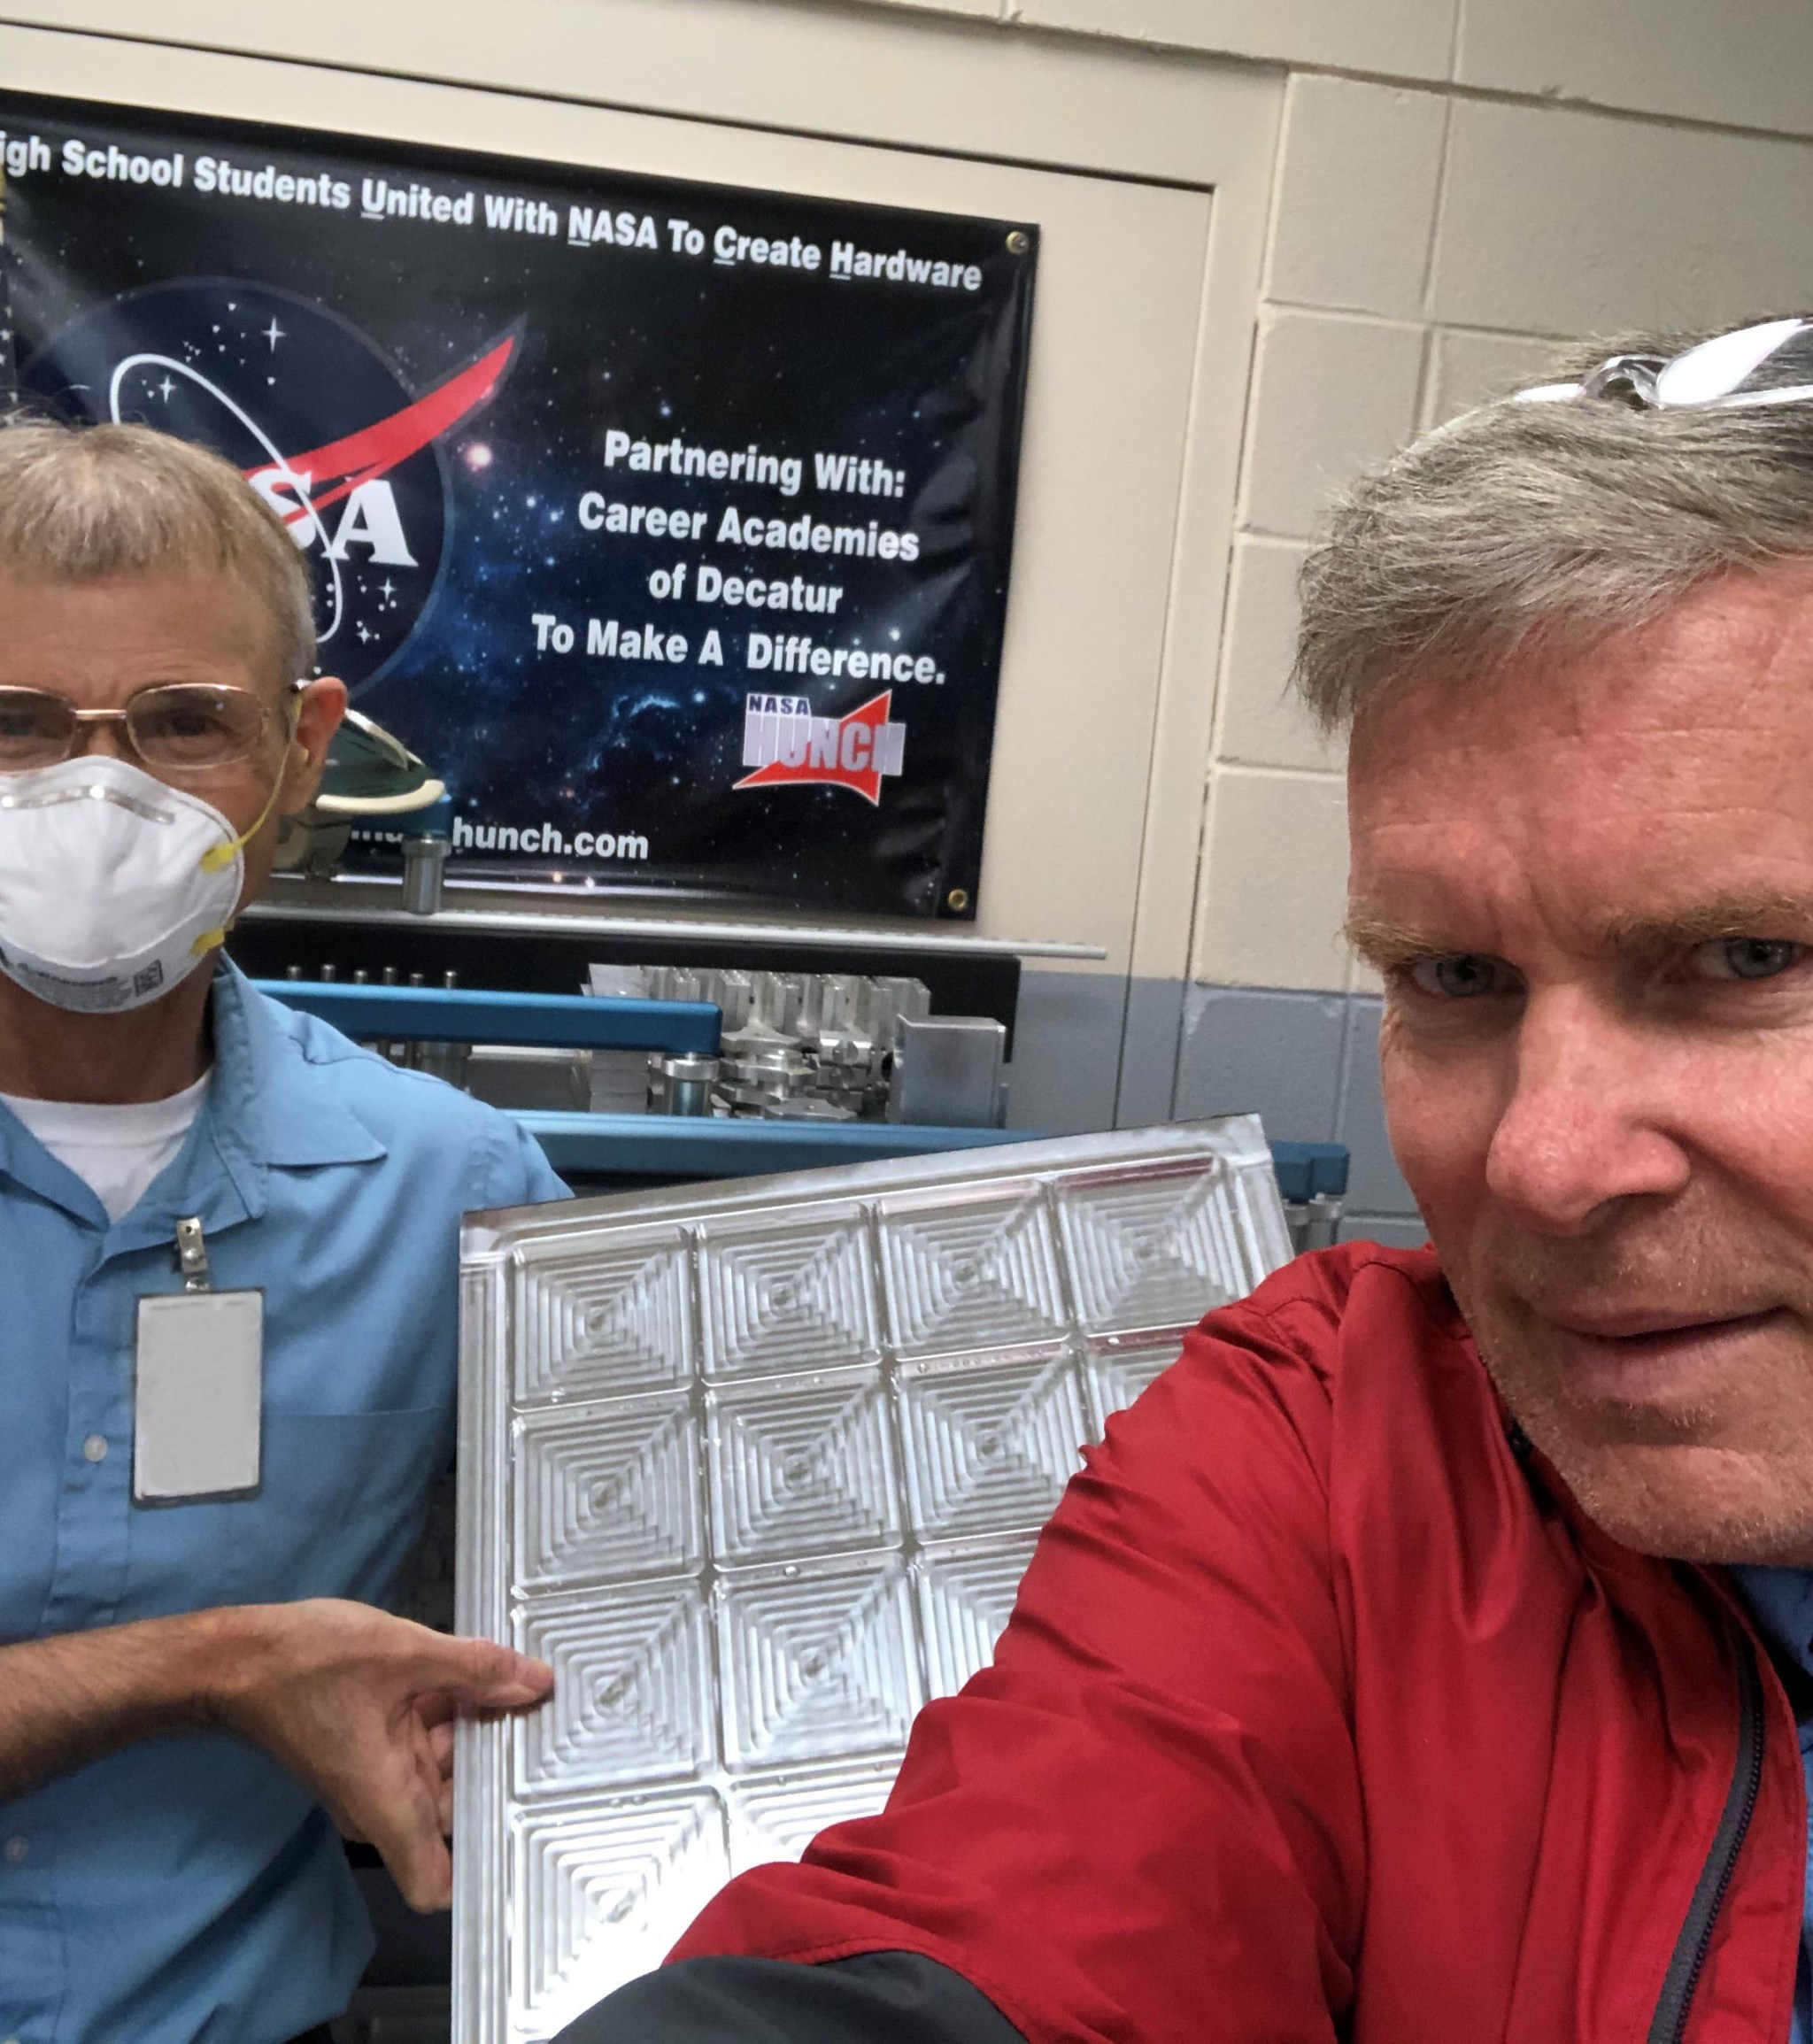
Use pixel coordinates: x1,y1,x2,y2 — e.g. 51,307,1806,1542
735,690,897,805
245,329,517,524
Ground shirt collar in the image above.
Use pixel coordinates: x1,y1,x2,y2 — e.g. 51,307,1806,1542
203,956,389,1170
1729,1564,1813,1678
0,958,387,1242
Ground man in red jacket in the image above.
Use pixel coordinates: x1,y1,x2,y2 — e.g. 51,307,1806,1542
559,319,1813,2043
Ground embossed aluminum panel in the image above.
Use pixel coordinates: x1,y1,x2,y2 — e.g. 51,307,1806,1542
456,1118,1292,2043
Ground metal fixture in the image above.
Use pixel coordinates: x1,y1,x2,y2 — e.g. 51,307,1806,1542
650,1053,720,1118
585,963,938,1122
401,831,451,915
886,1014,1006,1128
454,1117,1294,2042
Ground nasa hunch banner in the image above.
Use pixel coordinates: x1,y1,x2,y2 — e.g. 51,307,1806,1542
0,92,1037,919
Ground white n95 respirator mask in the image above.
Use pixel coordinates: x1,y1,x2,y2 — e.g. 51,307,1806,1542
0,754,269,1014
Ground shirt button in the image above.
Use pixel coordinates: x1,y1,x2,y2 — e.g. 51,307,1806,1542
4,1835,27,1863
82,1435,108,1464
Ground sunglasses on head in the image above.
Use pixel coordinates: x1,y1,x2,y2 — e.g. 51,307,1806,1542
1513,316,1813,414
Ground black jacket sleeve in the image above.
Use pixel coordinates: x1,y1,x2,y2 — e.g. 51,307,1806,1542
551,1951,1027,2044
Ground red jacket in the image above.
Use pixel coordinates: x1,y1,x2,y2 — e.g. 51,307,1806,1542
673,1244,1807,2043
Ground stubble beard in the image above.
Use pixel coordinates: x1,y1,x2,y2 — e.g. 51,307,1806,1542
1438,1217,1813,1565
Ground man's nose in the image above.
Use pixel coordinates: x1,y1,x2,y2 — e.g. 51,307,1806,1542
1483,987,1690,1232
67,718,131,763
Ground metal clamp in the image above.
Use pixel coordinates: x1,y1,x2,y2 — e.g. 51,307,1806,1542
174,1215,212,1293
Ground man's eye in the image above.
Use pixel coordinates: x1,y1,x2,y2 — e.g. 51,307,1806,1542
1691,937,1808,983
1405,954,1503,999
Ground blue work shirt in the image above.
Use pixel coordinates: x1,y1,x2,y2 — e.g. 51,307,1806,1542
1730,1565,1813,2044
0,960,567,2044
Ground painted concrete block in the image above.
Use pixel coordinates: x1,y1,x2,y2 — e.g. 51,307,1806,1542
1007,0,1457,81
1431,99,1813,338
1424,328,1567,429
1006,968,1124,1135
1193,766,1351,993
1216,536,1345,774
1337,997,1419,1215
1269,75,1448,321
1174,982,1346,1141
1456,0,1813,142
1117,976,1187,1129
851,0,1002,12
1239,309,1427,541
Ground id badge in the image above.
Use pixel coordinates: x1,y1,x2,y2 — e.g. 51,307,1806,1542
134,1290,264,1505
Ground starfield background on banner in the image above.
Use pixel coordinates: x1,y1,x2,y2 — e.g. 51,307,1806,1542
0,95,1036,919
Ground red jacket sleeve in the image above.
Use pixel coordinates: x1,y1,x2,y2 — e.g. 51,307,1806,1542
671,1259,1369,2044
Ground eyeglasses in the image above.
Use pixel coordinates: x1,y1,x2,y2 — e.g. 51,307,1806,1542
0,680,305,775
1515,316,1813,413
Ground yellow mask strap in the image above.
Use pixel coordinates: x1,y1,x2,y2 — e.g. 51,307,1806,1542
191,685,311,960
189,752,293,957
197,687,306,878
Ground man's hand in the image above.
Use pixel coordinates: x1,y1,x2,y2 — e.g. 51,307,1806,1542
0,1600,552,1916
204,1600,552,1910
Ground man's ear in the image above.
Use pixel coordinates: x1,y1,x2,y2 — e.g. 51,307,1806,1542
280,677,349,815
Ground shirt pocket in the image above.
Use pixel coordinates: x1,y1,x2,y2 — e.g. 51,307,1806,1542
127,1405,451,1615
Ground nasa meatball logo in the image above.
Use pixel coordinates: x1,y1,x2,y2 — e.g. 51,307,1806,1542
25,282,516,690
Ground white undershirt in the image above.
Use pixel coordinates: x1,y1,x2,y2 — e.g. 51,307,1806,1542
0,1070,212,1223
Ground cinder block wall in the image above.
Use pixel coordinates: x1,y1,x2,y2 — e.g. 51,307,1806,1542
1207,53,1813,1242
835,0,1813,1245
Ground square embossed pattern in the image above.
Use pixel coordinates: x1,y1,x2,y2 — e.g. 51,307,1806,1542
878,1189,1069,1358
466,1124,1292,2040
698,1209,879,1379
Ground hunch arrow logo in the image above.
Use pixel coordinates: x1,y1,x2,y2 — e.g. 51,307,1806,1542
736,690,907,805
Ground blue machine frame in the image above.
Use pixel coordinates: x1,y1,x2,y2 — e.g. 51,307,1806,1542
256,978,1348,1198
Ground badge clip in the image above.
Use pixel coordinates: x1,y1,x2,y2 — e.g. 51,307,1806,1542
174,1215,212,1292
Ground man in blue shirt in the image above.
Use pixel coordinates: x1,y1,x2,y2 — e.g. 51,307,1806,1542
0,415,562,2041
1732,1569,1813,2044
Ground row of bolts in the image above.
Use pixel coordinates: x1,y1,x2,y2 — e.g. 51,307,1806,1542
275,963,717,1107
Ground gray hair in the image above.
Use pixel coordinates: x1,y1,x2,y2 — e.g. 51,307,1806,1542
0,414,316,687
1294,323,1813,731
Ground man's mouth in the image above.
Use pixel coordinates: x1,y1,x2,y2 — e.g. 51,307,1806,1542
1541,1305,1789,1401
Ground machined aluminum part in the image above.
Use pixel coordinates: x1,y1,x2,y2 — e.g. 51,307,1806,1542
455,1117,1293,2042
584,962,932,1121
